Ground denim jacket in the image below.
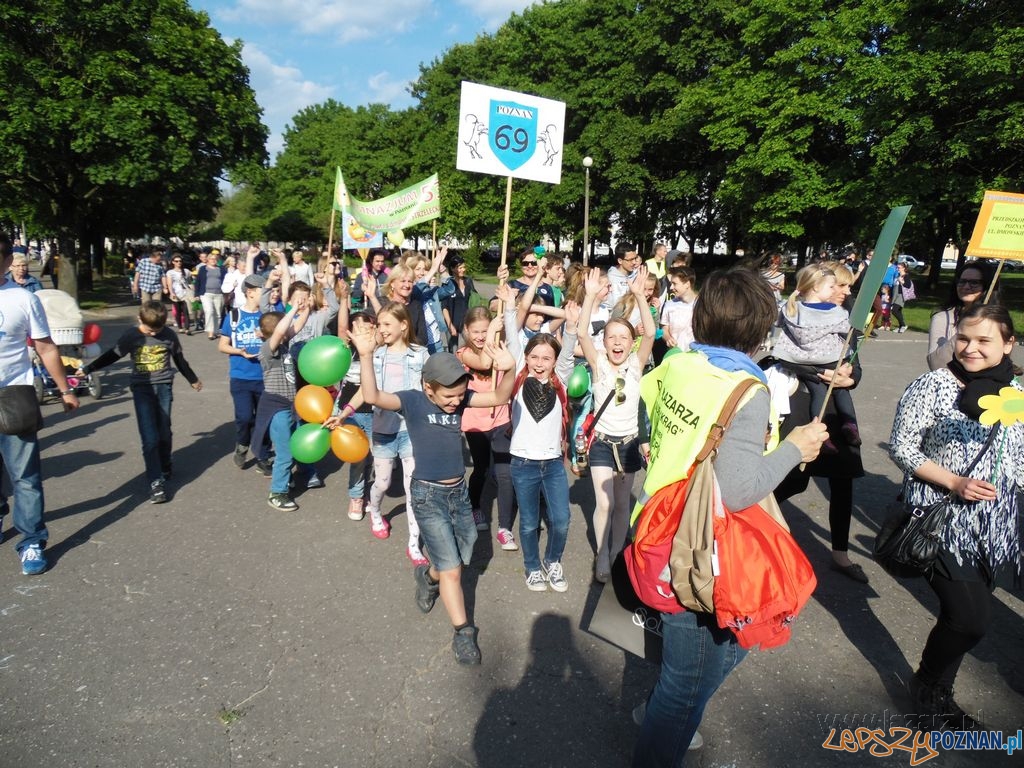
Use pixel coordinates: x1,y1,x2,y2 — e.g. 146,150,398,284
371,343,428,434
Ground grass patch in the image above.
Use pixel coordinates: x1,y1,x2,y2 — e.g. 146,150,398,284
217,708,242,727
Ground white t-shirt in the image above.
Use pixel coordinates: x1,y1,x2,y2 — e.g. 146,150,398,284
592,354,642,437
510,378,564,460
290,261,315,286
661,298,694,351
0,281,51,385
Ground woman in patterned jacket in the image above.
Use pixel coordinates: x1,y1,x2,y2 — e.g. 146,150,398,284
889,302,1023,731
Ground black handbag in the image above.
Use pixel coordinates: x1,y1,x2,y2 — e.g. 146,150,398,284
0,385,43,436
874,429,996,578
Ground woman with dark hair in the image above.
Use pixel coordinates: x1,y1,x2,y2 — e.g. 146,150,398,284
633,268,827,767
891,302,1022,729
928,260,999,370
443,256,475,353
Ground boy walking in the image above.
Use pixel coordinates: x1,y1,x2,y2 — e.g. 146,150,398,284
350,326,515,665
248,294,315,511
80,301,201,503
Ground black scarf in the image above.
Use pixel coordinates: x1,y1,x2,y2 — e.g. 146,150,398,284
948,356,1015,421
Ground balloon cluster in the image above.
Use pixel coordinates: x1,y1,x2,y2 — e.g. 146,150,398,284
288,338,370,465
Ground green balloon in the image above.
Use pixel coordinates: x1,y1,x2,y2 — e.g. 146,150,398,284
663,346,683,359
290,422,331,464
567,364,591,398
298,336,352,386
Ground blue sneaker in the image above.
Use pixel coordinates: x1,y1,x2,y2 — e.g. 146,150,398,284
20,544,47,576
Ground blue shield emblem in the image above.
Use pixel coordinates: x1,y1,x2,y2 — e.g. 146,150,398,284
488,99,537,171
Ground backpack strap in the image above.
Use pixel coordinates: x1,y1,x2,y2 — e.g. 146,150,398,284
695,377,763,463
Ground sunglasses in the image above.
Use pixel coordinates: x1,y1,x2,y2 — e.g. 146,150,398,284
614,376,626,405
957,279,983,287
521,260,538,266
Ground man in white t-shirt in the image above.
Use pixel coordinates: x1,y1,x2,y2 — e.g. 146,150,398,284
0,232,80,576
289,248,315,286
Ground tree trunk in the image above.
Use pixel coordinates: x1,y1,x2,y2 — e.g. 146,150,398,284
58,234,79,301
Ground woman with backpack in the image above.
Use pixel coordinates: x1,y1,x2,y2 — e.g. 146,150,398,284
632,268,827,768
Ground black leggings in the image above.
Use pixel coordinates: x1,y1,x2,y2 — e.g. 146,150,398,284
774,473,853,552
891,304,905,328
465,428,516,531
918,574,993,688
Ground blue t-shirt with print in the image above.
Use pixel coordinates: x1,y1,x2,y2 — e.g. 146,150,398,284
397,389,475,482
221,308,264,381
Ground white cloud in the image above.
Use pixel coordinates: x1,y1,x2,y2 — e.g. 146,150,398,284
222,0,427,43
367,71,412,105
240,42,334,160
453,0,535,29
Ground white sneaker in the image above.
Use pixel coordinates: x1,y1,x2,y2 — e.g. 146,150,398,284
496,528,518,551
544,561,568,592
525,569,548,591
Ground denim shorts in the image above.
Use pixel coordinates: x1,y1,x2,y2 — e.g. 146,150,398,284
372,430,413,460
411,478,477,571
589,434,642,472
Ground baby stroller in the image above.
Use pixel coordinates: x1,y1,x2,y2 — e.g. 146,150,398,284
30,289,103,402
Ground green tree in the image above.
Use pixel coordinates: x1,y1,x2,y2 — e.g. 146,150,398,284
0,0,267,298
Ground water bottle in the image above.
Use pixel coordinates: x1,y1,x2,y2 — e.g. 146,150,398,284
574,430,588,468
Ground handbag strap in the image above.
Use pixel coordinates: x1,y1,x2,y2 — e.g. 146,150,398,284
584,389,617,437
960,426,1000,479
695,378,763,463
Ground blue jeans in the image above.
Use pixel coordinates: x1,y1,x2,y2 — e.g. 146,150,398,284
346,412,374,501
268,409,313,494
0,432,47,553
132,382,173,483
510,456,570,573
230,377,269,459
411,478,477,571
633,610,747,767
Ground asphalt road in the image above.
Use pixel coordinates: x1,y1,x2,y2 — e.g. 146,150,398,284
0,294,1021,768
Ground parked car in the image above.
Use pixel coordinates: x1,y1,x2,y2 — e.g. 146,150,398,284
896,254,926,272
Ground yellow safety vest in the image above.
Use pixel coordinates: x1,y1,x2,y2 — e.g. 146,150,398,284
634,351,778,524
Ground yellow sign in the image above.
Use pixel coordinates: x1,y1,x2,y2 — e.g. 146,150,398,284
966,190,1024,259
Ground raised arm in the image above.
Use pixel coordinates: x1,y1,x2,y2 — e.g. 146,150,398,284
577,267,604,369
630,266,657,367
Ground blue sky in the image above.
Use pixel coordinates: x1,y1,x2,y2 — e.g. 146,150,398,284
191,0,535,162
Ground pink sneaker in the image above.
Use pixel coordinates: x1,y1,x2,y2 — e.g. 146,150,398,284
406,543,429,567
495,528,518,551
370,515,390,540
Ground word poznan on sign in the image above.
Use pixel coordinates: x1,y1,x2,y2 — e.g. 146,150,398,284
456,81,567,185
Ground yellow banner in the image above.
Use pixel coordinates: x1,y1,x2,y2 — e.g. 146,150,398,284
966,190,1024,259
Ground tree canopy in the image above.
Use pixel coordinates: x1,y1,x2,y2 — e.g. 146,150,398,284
0,0,267,296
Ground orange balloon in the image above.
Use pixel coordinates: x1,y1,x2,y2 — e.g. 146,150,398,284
295,385,334,424
331,424,370,463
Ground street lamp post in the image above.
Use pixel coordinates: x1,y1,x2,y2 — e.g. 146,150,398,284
582,156,593,266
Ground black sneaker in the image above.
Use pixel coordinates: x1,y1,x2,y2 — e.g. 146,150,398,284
233,445,248,469
267,493,297,511
255,459,273,477
149,480,168,504
452,625,481,665
414,564,440,613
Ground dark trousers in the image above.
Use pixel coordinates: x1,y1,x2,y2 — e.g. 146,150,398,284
466,427,516,530
918,574,993,688
132,382,173,483
230,378,269,459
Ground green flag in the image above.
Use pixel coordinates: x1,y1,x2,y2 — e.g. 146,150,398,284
849,205,912,331
332,169,440,230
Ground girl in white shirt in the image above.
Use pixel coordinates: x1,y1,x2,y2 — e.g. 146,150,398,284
506,318,579,593
578,266,656,583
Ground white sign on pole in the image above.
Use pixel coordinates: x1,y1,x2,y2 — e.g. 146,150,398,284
456,81,566,185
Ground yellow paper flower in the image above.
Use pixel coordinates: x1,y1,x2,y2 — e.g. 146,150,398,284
978,386,1024,426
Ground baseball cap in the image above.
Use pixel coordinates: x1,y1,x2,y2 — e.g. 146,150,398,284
422,353,469,387
243,274,266,290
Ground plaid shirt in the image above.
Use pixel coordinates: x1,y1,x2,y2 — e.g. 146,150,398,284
135,259,165,293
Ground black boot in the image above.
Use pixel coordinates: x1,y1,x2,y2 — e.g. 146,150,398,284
909,674,984,731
